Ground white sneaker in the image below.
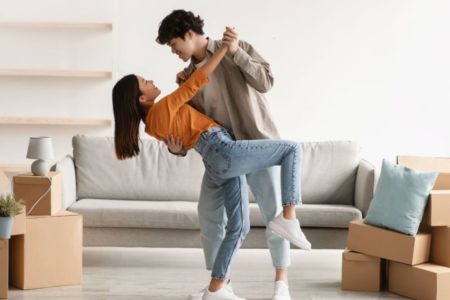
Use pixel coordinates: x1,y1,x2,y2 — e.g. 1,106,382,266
268,213,312,250
189,281,244,300
272,281,291,300
188,287,206,300
202,286,246,300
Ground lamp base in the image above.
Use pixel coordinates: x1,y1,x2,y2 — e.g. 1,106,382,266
31,159,49,176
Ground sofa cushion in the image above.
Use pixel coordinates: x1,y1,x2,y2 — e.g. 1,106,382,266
73,136,360,205
73,135,204,201
301,141,360,205
68,199,362,229
69,199,200,229
365,159,437,235
250,203,362,228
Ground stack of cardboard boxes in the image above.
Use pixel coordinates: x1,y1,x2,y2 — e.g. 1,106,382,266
1,170,26,299
1,170,82,299
342,156,450,299
1,170,11,299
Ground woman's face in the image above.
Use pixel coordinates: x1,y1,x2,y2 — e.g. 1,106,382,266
136,75,161,106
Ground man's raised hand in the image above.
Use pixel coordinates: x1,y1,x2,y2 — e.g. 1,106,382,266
222,26,239,55
164,134,183,154
176,70,187,86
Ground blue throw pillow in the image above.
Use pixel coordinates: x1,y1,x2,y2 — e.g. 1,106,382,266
365,159,438,236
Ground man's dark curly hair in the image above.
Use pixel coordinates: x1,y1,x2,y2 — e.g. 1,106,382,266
156,10,204,44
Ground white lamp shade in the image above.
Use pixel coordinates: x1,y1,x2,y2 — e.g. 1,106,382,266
26,136,54,160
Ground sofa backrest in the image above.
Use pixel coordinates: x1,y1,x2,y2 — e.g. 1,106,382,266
73,135,360,205
73,135,204,202
301,141,360,205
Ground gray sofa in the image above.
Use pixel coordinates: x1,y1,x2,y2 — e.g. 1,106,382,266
52,135,376,249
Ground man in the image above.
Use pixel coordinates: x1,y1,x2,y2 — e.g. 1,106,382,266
157,10,294,300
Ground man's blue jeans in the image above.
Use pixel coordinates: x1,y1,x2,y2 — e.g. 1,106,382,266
194,126,303,279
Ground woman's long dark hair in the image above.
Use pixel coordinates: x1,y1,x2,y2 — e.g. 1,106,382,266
112,75,147,160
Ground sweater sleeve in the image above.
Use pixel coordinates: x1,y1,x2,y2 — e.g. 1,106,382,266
164,70,209,113
232,40,274,93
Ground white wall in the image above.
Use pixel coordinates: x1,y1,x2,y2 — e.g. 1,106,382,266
1,0,450,171
0,0,115,168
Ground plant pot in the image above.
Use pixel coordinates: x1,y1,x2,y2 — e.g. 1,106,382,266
0,216,13,239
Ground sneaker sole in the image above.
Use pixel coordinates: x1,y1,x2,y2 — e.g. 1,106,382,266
273,297,291,300
268,222,311,250
193,290,245,300
202,295,246,300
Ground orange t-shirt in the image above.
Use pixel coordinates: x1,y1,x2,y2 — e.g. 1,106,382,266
145,70,220,149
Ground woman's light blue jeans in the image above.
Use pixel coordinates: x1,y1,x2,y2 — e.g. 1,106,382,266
194,126,302,279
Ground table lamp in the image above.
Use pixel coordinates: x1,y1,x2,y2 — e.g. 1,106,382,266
26,136,54,176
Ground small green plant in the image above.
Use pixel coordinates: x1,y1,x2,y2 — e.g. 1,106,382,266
0,193,25,217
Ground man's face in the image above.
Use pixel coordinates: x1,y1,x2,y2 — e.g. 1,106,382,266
167,32,196,62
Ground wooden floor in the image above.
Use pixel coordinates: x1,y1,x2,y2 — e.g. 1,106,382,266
7,248,407,300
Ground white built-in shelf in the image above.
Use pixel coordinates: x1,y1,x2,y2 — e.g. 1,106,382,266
0,117,112,126
0,21,113,30
0,164,30,175
0,69,112,78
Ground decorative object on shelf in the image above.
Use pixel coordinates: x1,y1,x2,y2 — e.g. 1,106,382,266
26,136,54,176
0,193,24,239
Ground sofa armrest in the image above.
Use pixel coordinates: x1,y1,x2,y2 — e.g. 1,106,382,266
50,155,77,209
354,159,376,217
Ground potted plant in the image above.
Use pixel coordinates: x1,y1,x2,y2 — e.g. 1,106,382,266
0,193,24,239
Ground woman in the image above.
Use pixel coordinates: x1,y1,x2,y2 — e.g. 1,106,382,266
112,41,310,299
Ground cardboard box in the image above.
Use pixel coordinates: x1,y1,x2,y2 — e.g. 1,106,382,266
11,208,26,236
13,172,62,216
389,261,450,300
1,170,26,235
0,239,8,299
430,226,450,268
347,219,431,265
397,155,450,189
0,170,8,193
421,190,450,227
341,249,385,292
9,211,82,289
